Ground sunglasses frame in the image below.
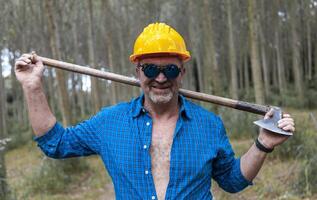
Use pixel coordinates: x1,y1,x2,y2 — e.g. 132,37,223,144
138,63,181,79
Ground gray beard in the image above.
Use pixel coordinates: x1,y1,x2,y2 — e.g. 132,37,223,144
148,90,173,104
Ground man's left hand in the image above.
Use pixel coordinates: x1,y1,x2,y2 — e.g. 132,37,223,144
257,109,295,150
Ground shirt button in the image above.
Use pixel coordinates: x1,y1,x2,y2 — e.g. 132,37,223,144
151,196,156,200
145,170,149,175
143,145,147,149
146,122,150,126
142,108,146,112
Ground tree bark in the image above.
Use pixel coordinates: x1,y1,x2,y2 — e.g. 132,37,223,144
243,54,250,93
248,0,265,104
101,0,118,105
86,0,102,112
306,11,312,80
290,1,305,106
259,26,270,98
275,27,286,96
188,0,204,93
226,0,238,100
202,0,222,96
0,60,9,200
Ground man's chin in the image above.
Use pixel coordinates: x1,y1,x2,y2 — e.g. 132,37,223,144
149,91,173,104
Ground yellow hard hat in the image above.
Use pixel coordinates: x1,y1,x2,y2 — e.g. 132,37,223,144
130,22,191,63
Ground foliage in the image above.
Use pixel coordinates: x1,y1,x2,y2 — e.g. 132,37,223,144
6,123,32,151
292,130,317,196
219,108,258,139
296,151,317,196
272,114,315,159
24,157,89,195
270,112,317,196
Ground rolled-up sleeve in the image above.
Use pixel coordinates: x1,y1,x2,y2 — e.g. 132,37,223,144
34,109,105,159
212,117,253,193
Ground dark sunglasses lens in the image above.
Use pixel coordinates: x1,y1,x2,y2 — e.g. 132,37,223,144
164,65,180,79
143,64,160,78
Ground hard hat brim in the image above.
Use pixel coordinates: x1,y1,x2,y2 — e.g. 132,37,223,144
130,52,191,63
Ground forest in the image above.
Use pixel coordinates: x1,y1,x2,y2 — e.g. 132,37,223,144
0,0,317,199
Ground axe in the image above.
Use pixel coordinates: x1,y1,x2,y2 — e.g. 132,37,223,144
32,54,292,136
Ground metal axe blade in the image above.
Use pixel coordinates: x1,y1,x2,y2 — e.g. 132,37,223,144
253,107,293,136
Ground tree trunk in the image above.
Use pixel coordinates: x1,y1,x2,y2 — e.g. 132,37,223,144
248,0,265,104
259,27,270,98
275,28,286,95
306,14,312,81
188,0,204,93
70,5,85,119
0,60,9,200
86,0,102,112
101,0,118,105
290,2,305,106
202,0,222,96
243,54,250,93
226,0,238,100
315,39,317,80
44,0,71,126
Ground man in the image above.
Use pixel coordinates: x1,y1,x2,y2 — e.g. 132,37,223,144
15,23,295,199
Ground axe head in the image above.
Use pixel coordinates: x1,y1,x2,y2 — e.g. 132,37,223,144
253,107,293,136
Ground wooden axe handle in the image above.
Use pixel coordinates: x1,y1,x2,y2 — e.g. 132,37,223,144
37,55,270,115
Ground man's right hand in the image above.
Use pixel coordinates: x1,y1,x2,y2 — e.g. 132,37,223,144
15,53,56,135
15,53,45,89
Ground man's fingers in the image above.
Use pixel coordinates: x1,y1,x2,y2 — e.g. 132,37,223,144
278,121,295,128
18,57,32,64
15,58,35,72
264,108,274,120
21,54,32,59
34,57,44,67
28,52,43,67
281,124,295,132
282,113,291,118
15,65,31,72
278,117,294,123
17,53,43,68
15,61,28,70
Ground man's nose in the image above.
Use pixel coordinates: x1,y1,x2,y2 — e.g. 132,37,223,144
154,72,167,83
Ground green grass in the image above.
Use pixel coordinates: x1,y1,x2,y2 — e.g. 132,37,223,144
5,142,113,200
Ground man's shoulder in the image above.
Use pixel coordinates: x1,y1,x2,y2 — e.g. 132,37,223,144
98,96,139,117
99,102,131,114
184,98,221,122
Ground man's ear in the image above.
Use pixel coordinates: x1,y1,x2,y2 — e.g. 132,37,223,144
181,66,186,77
135,66,140,78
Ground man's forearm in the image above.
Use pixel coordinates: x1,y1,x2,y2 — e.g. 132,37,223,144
23,83,56,136
240,143,267,181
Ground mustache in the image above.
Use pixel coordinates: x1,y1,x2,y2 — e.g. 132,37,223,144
150,80,172,88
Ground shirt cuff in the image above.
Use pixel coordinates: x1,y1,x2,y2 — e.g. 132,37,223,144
33,122,63,146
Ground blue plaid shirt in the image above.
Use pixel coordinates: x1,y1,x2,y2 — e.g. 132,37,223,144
35,95,252,199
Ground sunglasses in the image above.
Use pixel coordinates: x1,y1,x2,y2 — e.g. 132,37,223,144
139,63,181,79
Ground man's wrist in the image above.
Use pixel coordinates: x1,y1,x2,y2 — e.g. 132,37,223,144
22,80,43,92
255,138,274,153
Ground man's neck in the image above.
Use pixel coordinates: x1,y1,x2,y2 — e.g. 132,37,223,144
143,95,179,120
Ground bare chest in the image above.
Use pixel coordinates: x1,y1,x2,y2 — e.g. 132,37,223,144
150,120,176,199
150,122,175,166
